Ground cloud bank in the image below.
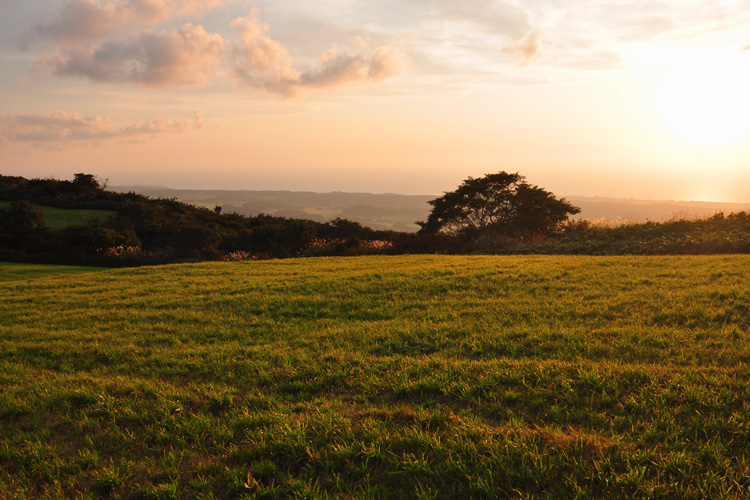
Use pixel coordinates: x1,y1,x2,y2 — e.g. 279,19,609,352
28,5,403,96
19,0,750,98
0,110,201,149
25,0,225,45
229,12,404,97
38,23,225,86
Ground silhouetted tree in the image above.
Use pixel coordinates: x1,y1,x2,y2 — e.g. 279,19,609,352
0,200,47,248
418,172,580,240
323,218,367,239
73,173,102,190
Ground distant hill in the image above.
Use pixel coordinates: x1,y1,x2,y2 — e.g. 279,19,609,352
113,186,750,231
113,186,434,232
567,196,750,224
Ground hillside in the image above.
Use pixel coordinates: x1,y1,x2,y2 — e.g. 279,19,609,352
2,255,750,499
0,174,404,266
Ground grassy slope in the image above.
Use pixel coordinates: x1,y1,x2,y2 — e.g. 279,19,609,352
0,262,107,282
0,201,116,230
1,255,749,499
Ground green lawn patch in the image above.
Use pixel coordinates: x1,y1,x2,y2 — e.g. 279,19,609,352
1,255,749,499
0,201,116,230
0,262,106,282
40,206,116,230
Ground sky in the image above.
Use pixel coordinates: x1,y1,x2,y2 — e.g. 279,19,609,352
1,0,749,202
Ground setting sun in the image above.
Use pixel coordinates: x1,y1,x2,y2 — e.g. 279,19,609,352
653,46,750,151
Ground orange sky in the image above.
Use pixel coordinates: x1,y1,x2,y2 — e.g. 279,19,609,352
1,1,749,201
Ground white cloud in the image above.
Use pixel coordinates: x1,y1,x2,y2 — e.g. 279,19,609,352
229,10,298,88
16,0,750,98
29,6,404,96
0,110,201,149
266,46,404,97
393,0,750,82
503,31,544,65
24,0,225,45
229,11,405,97
37,23,225,86
431,0,531,39
369,46,405,81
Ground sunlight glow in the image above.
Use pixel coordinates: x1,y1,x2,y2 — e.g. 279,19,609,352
653,47,750,150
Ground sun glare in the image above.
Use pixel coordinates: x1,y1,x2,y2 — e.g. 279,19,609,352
652,47,750,150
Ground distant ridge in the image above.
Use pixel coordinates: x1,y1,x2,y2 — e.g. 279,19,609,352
112,186,434,232
112,186,750,232
566,196,750,223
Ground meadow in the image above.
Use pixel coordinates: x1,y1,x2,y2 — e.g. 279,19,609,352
1,255,749,499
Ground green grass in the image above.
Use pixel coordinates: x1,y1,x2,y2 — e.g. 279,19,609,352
0,262,106,282
0,201,116,229
1,255,749,499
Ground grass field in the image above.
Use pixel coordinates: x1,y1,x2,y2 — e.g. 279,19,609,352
1,255,749,499
0,201,116,229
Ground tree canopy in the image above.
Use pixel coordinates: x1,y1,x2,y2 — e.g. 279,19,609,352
418,172,580,239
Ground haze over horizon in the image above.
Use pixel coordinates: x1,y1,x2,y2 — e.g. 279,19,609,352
2,1,749,203
112,182,750,206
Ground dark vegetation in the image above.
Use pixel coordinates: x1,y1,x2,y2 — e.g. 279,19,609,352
418,172,580,240
506,213,750,255
0,174,404,267
2,172,750,267
114,186,750,231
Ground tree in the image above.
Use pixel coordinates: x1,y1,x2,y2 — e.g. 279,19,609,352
323,218,367,239
72,173,108,191
418,172,580,240
0,200,47,248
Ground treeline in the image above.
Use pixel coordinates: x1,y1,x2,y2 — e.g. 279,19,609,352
0,174,408,267
2,174,750,267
